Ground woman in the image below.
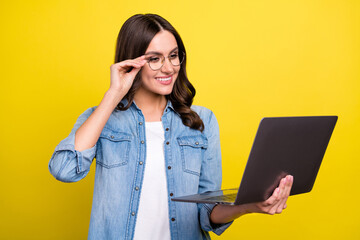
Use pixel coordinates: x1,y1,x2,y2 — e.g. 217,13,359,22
49,14,293,240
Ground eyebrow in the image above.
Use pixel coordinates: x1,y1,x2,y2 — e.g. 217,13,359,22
145,47,178,55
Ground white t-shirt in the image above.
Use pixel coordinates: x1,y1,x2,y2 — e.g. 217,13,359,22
133,121,171,240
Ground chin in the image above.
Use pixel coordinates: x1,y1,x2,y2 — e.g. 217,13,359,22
156,88,174,96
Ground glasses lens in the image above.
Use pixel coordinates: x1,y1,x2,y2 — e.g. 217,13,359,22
169,51,184,66
148,55,163,70
147,51,185,70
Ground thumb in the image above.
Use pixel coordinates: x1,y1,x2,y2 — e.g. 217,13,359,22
125,66,142,80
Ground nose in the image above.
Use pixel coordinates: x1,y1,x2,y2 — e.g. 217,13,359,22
161,57,173,73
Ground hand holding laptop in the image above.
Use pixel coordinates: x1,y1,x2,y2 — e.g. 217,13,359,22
210,175,293,224
172,116,337,206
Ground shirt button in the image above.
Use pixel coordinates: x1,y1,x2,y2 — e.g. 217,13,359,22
110,135,114,139
171,218,175,221
141,140,144,144
166,142,170,145
139,122,143,125
195,142,199,145
170,193,173,196
165,128,169,131
135,187,139,191
167,166,171,170
139,161,143,165
131,212,135,216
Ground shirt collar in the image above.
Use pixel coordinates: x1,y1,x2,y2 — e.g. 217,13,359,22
126,99,180,117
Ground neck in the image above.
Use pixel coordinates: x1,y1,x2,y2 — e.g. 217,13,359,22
133,89,167,122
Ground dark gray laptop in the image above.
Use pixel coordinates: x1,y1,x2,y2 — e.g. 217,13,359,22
171,116,337,205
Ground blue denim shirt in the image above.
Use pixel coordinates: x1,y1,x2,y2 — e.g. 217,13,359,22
49,101,232,239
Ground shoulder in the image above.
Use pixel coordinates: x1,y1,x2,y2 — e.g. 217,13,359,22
77,106,132,128
191,105,217,124
82,106,129,118
191,105,220,141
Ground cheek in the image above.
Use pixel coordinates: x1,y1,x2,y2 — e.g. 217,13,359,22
141,67,156,80
174,67,180,76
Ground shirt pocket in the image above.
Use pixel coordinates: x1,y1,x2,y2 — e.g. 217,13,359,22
96,128,132,169
177,135,208,176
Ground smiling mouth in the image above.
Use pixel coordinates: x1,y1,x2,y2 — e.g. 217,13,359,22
155,76,172,83
155,76,172,82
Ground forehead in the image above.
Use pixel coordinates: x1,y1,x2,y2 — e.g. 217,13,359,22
145,30,178,54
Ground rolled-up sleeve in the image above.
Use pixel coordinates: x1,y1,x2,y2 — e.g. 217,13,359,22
199,203,233,235
48,107,96,183
198,110,233,235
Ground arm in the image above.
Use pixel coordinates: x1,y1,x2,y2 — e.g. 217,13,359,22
48,56,146,182
197,110,233,235
75,56,147,151
210,175,294,224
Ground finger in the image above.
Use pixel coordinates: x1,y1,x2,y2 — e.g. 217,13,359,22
264,187,280,207
115,57,147,68
111,62,133,72
275,177,288,213
253,188,275,214
111,62,142,76
279,177,288,198
117,55,146,63
270,178,287,214
132,56,147,66
260,186,281,214
268,194,279,214
118,60,144,69
284,175,293,197
135,55,146,61
276,175,293,212
127,55,147,65
262,176,290,213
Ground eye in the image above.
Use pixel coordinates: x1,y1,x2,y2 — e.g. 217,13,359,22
148,56,160,63
169,53,178,59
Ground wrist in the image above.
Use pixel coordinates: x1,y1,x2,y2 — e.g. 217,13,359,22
234,204,251,216
210,204,250,224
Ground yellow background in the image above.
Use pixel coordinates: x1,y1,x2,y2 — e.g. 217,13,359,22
1,0,359,239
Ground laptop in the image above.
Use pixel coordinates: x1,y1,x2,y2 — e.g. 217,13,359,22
171,116,338,205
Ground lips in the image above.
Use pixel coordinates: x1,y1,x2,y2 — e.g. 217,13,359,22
156,76,171,81
155,75,173,85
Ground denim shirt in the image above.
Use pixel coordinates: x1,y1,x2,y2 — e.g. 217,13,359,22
48,101,232,239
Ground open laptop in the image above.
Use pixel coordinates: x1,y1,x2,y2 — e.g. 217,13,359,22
171,116,338,205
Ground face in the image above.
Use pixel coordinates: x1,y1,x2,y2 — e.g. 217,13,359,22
139,30,180,97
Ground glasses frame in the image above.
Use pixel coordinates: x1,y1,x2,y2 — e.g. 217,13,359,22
145,51,185,71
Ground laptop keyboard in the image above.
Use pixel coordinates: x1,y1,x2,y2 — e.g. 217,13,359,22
205,193,237,202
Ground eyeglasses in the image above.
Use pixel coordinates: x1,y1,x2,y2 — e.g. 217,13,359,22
145,51,185,71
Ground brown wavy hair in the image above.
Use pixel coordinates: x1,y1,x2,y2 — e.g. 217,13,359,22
114,14,204,131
